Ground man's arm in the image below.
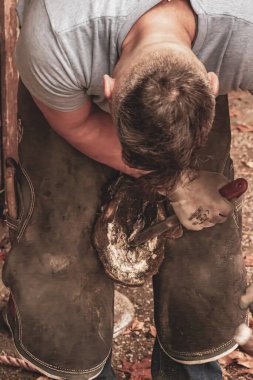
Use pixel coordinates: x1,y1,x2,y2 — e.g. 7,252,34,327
33,97,237,232
33,97,144,177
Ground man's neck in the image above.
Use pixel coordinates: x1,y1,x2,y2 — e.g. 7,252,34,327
121,0,196,56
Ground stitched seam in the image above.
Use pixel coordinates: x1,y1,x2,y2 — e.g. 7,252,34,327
5,216,20,228
192,1,253,25
156,334,235,357
14,181,26,230
209,14,253,26
10,293,111,374
16,165,35,242
235,203,242,212
232,198,243,230
56,15,125,34
5,222,19,231
232,212,240,230
220,151,230,175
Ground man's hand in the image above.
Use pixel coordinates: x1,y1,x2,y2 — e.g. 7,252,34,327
167,171,233,231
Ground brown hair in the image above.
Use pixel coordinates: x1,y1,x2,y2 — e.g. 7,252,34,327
112,49,215,192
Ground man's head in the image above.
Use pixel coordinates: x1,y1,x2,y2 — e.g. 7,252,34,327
104,46,217,191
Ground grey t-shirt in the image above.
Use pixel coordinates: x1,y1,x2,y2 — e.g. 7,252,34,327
16,0,253,113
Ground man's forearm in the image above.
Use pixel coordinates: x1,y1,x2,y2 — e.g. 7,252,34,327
33,98,145,177
61,105,144,176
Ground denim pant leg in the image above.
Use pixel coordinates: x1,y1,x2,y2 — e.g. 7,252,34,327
96,354,116,380
152,339,223,380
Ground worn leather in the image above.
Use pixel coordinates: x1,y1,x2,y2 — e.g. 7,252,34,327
2,83,115,379
1,86,247,373
153,95,247,363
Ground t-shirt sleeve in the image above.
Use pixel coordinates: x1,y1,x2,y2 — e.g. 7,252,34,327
15,0,89,112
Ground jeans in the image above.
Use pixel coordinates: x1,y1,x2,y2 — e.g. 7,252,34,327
151,339,223,380
97,340,223,380
96,354,116,380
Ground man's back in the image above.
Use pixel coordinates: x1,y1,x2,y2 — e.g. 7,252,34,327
16,0,253,113
16,0,162,112
191,0,253,94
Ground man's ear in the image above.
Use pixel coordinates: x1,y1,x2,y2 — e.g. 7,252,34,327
207,72,219,97
103,74,116,100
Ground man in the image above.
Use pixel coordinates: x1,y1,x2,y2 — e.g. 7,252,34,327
2,0,252,379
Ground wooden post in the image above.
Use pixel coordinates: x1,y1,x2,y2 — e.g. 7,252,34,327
0,0,18,219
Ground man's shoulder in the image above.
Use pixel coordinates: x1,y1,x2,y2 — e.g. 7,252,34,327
17,0,141,33
191,0,253,93
191,0,253,24
43,0,137,34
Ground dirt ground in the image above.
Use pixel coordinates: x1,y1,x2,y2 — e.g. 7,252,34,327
0,91,252,379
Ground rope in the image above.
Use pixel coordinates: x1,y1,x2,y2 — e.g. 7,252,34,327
0,354,50,379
